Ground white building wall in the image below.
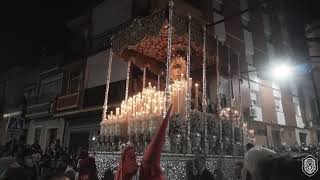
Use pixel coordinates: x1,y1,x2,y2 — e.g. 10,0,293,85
27,119,65,151
86,49,128,88
248,66,259,91
293,97,305,128
243,30,254,56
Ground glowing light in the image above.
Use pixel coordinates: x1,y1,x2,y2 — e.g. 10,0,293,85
271,64,292,79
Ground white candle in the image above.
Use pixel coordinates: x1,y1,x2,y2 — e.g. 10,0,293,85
195,83,199,110
116,108,120,119
177,87,180,113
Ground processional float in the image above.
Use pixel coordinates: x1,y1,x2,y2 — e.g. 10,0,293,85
94,1,255,156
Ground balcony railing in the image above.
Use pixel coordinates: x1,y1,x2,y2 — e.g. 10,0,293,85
26,101,53,114
83,80,126,108
56,92,80,111
89,20,132,55
26,94,56,115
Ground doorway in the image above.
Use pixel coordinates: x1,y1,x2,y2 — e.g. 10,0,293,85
46,128,58,149
69,131,90,154
272,130,281,149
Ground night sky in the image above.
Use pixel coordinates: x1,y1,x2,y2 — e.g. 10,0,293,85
0,0,319,71
0,0,95,71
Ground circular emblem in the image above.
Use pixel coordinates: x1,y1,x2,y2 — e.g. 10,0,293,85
302,155,319,177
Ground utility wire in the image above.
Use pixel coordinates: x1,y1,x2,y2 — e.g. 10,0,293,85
232,73,304,98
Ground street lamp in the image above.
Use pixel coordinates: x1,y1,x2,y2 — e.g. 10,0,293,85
271,63,293,80
270,62,320,123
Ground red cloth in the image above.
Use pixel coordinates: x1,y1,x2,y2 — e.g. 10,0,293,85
115,105,172,180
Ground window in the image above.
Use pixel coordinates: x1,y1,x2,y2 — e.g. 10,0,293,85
250,91,260,107
243,30,254,55
274,98,283,112
294,103,301,117
67,72,80,94
39,76,62,103
299,132,307,147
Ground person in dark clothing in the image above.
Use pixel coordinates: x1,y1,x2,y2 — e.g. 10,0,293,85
31,140,42,154
2,146,36,180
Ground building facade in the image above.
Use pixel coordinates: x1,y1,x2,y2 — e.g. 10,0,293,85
305,21,320,143
2,0,318,151
0,67,39,145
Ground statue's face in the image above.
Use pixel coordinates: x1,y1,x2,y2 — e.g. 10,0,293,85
173,64,183,77
123,148,139,175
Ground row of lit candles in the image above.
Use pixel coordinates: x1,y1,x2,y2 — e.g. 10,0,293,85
106,78,203,123
107,82,165,122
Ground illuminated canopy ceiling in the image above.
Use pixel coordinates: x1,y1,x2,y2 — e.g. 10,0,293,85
112,9,217,74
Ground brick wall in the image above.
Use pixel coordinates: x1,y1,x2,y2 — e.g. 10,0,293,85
282,94,297,127
260,83,277,124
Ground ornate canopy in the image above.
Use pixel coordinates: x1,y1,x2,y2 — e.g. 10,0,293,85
112,9,217,75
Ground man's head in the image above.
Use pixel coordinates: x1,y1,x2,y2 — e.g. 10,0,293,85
246,143,254,151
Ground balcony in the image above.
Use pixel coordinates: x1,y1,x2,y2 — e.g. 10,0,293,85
89,20,131,55
26,94,56,117
56,92,80,111
83,80,126,108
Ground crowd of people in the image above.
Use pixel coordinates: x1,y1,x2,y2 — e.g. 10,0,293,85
0,138,98,180
1,104,319,180
1,140,320,180
271,143,320,157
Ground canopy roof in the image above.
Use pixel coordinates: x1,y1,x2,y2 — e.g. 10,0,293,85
112,9,218,74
